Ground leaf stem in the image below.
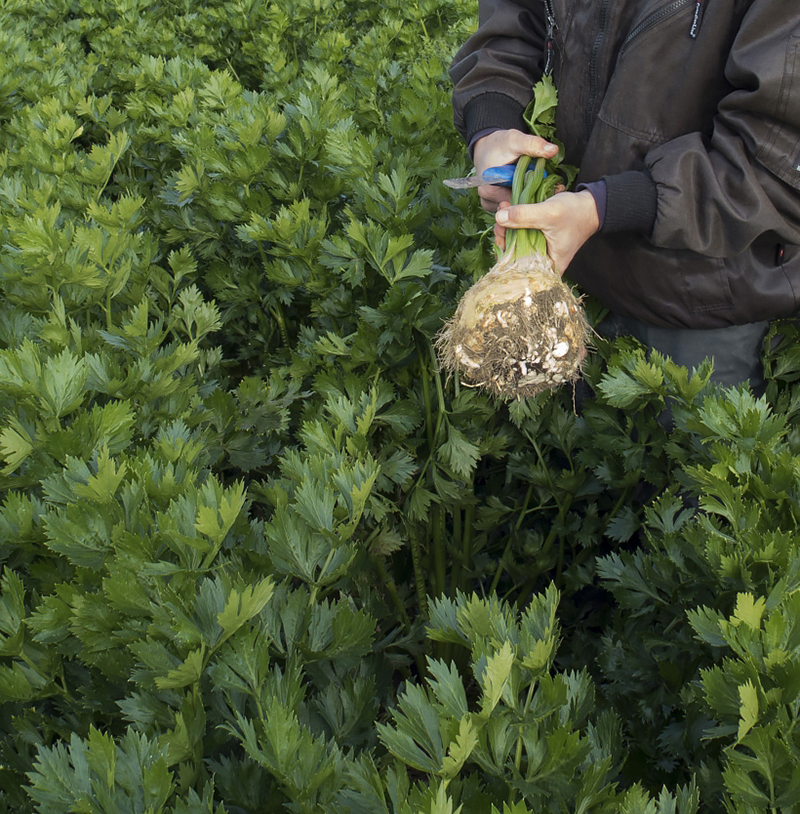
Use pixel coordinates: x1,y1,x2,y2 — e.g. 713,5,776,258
510,155,532,205
604,486,634,535
512,680,538,781
105,289,113,330
420,338,435,451
308,547,337,608
369,550,411,632
451,505,463,595
408,525,429,619
459,502,475,595
507,156,549,262
432,503,446,597
541,494,573,566
270,304,290,348
490,482,535,595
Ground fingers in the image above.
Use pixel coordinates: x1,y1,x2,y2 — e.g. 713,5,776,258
495,190,599,232
493,201,510,249
506,130,560,160
473,129,559,179
474,129,559,165
495,195,563,230
478,159,563,213
472,130,561,212
493,191,600,274
493,222,506,251
478,183,511,213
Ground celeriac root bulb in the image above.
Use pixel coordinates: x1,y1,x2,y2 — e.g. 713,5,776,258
436,251,589,400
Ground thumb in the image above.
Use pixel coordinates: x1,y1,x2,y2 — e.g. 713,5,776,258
510,131,559,159
495,200,514,225
495,202,536,227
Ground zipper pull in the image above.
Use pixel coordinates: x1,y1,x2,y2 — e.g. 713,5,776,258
544,1,556,75
689,0,704,38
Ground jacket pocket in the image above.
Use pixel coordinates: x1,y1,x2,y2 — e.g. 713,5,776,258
595,1,730,146
755,29,800,191
618,0,695,57
680,242,800,322
680,255,734,314
721,241,800,323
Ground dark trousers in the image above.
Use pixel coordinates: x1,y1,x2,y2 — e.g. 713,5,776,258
596,313,770,395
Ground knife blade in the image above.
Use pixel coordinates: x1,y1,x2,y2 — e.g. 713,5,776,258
443,164,517,189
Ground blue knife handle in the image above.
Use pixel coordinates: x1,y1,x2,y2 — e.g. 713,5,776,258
482,164,548,187
481,165,517,186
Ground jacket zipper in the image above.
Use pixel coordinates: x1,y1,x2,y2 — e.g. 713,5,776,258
586,0,612,133
543,0,556,76
620,0,696,55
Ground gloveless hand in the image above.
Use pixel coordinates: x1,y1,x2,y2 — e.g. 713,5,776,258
494,190,600,275
472,129,559,212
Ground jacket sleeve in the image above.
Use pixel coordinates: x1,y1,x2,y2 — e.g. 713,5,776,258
644,5,800,256
449,0,547,144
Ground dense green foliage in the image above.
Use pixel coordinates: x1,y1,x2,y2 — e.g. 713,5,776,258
2,0,800,811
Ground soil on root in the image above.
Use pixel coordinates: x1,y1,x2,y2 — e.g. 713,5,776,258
437,256,590,400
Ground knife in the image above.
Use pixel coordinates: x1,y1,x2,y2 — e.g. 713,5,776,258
443,163,546,190
443,164,517,189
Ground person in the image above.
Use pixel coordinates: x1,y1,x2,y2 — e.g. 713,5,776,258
449,0,800,394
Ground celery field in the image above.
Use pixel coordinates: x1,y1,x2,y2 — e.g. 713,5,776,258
2,0,800,811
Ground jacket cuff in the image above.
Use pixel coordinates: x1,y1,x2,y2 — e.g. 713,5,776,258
601,170,658,235
462,92,528,145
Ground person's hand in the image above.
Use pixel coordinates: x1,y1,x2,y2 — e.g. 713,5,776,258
472,129,559,212
494,190,600,275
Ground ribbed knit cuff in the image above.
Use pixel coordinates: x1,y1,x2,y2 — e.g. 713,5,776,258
462,92,528,145
601,170,658,235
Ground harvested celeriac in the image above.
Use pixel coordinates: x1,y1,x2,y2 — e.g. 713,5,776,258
437,77,590,400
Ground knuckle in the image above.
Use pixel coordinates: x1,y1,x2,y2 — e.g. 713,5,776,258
545,196,566,218
478,184,502,199
516,203,537,224
510,129,530,152
528,135,548,153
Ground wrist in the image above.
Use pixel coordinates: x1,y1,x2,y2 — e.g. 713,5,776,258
468,128,501,160
576,189,600,236
575,180,607,230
